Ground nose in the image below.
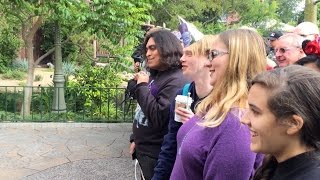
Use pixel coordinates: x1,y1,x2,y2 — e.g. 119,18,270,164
180,54,186,62
204,60,212,68
146,49,151,57
275,49,282,57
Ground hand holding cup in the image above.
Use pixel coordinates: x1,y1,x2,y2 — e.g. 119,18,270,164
175,107,194,124
174,95,193,123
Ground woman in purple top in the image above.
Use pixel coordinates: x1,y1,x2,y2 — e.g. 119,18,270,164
170,29,266,180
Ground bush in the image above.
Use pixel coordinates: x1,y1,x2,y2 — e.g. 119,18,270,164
1,70,25,80
67,64,123,118
62,62,76,77
12,59,28,72
34,74,43,81
0,29,21,73
31,86,54,113
0,92,23,113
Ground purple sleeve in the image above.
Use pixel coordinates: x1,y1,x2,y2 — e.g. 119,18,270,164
203,118,257,180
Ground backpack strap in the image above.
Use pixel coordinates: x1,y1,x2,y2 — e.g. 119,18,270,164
182,83,191,96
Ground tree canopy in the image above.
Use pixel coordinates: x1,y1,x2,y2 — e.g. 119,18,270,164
150,0,304,34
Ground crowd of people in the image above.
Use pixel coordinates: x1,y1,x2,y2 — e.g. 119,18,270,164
128,21,320,180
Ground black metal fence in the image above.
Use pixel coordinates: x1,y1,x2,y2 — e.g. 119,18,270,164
0,86,136,122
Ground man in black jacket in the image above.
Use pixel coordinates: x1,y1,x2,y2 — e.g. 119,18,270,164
129,29,189,180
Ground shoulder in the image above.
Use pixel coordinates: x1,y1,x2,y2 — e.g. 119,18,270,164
218,108,250,137
158,69,189,85
157,69,183,79
223,108,246,126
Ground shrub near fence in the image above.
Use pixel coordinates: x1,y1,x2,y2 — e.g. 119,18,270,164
0,86,136,122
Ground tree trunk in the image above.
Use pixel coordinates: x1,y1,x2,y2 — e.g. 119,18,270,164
20,16,43,116
22,38,35,116
304,0,317,23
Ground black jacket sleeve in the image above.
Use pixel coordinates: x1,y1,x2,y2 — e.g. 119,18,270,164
135,76,186,129
152,91,183,180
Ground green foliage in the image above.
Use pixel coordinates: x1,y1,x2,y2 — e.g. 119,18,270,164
1,70,25,80
151,0,282,36
0,92,23,113
62,62,76,77
40,22,84,63
12,59,28,72
31,86,53,113
151,0,218,29
276,0,304,24
201,22,228,35
235,0,278,27
66,64,123,118
0,0,164,65
34,74,43,81
74,64,123,88
105,56,134,73
0,27,21,73
0,85,134,122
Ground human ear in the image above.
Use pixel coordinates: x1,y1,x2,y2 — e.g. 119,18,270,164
286,115,304,135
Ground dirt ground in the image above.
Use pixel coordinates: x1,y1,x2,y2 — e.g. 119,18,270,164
0,68,54,87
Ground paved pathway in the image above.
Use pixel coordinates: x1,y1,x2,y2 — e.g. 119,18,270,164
0,123,135,180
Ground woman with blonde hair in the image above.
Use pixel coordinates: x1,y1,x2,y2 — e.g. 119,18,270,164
152,35,216,180
170,29,266,179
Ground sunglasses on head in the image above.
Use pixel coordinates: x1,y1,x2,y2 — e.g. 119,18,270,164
207,49,229,61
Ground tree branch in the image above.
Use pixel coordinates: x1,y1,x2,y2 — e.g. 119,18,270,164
203,17,218,25
34,47,55,66
34,38,71,66
74,43,95,61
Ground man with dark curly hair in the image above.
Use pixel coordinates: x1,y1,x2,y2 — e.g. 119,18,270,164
129,29,189,180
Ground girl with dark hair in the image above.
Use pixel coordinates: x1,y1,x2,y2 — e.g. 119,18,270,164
241,65,320,180
130,29,189,180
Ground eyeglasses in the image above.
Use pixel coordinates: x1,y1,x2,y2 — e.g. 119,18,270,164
207,49,229,61
274,47,293,54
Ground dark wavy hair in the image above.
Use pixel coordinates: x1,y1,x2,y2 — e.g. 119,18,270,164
296,55,320,70
251,65,320,180
142,29,183,76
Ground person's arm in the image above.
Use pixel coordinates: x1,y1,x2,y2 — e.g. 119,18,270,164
181,32,192,47
152,94,183,180
128,134,136,159
135,77,185,128
203,117,257,180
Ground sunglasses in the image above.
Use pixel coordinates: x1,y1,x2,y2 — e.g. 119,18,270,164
274,47,292,54
207,49,229,61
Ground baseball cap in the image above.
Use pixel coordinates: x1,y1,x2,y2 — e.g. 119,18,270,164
268,31,283,40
